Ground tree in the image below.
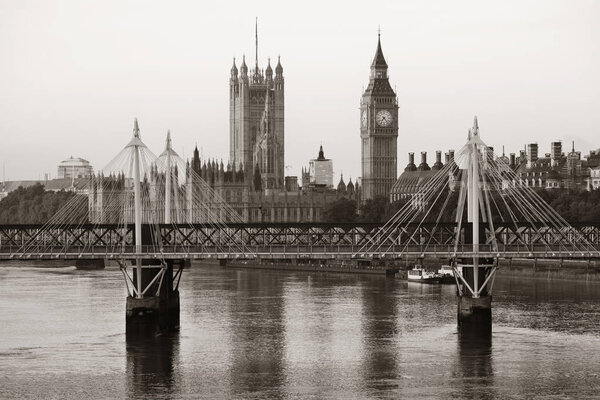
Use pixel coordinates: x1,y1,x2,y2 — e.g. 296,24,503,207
0,184,87,224
358,196,407,223
322,198,357,223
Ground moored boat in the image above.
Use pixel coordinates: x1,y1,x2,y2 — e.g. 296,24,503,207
407,265,441,283
437,264,461,284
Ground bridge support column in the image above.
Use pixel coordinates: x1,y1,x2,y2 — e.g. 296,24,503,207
457,294,492,333
456,263,494,334
124,259,186,340
456,223,494,334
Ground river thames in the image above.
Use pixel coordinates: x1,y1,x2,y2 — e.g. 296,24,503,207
1,263,599,399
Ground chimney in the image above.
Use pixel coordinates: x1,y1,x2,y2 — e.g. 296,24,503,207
445,152,449,164
418,151,431,171
551,141,562,167
432,150,443,170
527,143,538,168
509,153,516,167
405,152,417,172
449,150,455,162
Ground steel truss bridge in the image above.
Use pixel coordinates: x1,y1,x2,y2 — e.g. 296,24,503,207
1,222,599,261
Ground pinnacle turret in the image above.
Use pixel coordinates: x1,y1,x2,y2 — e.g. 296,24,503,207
317,145,325,161
240,55,248,75
231,57,238,76
265,58,273,81
337,173,347,192
371,32,388,69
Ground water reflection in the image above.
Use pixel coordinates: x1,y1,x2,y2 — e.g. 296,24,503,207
360,277,399,393
228,270,286,398
454,326,496,399
3,264,600,399
126,332,181,399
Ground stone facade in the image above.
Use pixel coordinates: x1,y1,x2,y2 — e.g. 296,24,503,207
390,150,455,202
308,145,333,188
360,34,398,201
187,147,360,223
390,141,600,200
57,156,93,179
513,142,600,190
229,32,284,191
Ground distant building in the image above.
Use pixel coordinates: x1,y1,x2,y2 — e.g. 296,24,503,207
586,166,600,191
230,24,284,191
390,151,455,202
88,144,360,224
308,145,333,188
512,141,595,190
57,156,93,180
360,33,398,201
391,140,600,198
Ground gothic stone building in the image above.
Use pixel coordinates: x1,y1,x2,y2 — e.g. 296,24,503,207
360,34,399,201
229,51,284,191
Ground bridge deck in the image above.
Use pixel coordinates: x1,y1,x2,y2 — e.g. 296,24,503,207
2,247,600,261
1,223,599,261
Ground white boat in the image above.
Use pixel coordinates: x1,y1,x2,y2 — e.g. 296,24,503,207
407,265,441,283
437,264,462,284
437,264,455,276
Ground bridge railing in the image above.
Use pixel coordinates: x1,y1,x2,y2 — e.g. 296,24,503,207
2,243,599,260
1,223,599,251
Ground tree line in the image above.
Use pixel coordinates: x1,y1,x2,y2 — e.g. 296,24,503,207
1,183,598,225
324,190,600,225
0,184,87,224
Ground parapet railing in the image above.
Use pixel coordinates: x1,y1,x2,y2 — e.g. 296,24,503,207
2,243,599,260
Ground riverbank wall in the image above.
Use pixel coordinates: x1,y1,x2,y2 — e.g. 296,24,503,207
193,258,399,276
195,256,600,281
495,258,600,281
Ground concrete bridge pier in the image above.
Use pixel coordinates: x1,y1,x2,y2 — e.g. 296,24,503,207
457,260,493,332
456,223,495,334
457,291,492,333
125,259,186,340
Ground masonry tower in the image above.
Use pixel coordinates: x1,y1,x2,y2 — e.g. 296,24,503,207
230,20,284,190
360,32,398,200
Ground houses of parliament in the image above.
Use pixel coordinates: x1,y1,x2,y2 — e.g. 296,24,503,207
182,29,397,222
87,29,398,224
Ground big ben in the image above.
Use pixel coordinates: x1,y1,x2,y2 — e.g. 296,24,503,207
360,33,398,201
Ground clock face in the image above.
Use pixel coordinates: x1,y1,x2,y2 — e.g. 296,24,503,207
376,110,393,127
361,111,367,128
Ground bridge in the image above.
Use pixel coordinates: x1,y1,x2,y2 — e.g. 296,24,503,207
7,117,600,337
2,222,600,260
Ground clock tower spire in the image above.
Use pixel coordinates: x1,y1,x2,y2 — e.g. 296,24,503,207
360,31,398,201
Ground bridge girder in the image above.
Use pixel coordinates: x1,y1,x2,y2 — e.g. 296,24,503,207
1,223,598,259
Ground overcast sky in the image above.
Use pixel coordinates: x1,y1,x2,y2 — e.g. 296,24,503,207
1,0,599,182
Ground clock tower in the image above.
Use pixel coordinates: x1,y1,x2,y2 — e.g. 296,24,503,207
360,33,398,201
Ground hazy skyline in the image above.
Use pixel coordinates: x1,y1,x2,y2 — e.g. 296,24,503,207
1,0,599,182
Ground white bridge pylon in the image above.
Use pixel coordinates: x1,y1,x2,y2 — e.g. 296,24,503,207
355,117,600,275
13,119,256,299
113,119,257,298
453,117,496,298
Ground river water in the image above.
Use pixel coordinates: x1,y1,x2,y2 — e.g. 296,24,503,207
1,263,599,399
